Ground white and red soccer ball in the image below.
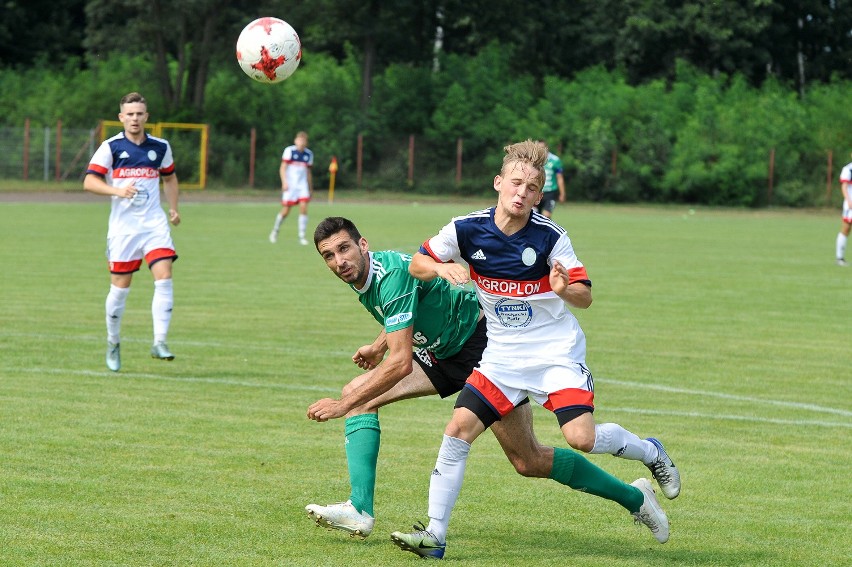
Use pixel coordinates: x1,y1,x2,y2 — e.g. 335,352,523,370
236,17,301,84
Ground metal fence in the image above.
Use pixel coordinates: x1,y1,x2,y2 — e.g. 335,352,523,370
0,122,98,183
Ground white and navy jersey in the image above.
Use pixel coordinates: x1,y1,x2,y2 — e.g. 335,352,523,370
840,162,852,184
281,145,313,190
86,132,175,237
420,208,591,363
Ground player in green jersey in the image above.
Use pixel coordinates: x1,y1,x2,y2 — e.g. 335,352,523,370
535,140,566,218
305,217,668,549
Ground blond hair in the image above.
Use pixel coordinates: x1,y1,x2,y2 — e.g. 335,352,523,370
501,139,547,188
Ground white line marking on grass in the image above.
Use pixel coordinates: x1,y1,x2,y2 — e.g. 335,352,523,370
601,378,852,417
8,368,851,429
606,406,852,429
10,367,335,393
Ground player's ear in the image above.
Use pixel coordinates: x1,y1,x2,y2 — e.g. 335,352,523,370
359,237,369,254
493,175,502,191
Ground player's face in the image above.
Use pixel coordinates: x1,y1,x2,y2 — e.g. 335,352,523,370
317,230,370,287
119,102,149,137
295,134,308,150
494,160,543,220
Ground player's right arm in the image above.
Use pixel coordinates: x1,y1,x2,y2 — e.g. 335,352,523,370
410,252,469,286
83,173,137,199
307,325,414,422
279,160,288,191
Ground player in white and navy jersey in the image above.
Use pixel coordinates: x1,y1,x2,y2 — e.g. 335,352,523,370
835,157,852,266
84,92,181,371
269,130,314,245
392,140,677,559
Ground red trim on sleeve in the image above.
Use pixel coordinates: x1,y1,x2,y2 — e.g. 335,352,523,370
88,163,108,175
160,163,175,175
567,266,589,285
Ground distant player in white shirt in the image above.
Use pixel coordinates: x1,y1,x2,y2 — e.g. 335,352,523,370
391,140,678,559
84,92,181,371
269,131,314,245
835,158,852,266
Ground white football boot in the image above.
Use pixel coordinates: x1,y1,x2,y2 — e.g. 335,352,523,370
305,500,374,539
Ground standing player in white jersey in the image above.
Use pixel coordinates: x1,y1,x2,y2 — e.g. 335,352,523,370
835,156,852,266
391,140,679,559
84,92,181,371
269,131,314,245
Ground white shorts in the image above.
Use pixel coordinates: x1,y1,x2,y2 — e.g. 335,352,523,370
467,359,595,417
281,185,311,206
106,230,176,273
843,199,852,223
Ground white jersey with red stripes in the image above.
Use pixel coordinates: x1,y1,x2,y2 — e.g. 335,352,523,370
86,132,175,238
281,144,313,190
420,208,591,364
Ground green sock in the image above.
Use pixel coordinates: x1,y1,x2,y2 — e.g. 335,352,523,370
549,447,643,513
344,414,381,517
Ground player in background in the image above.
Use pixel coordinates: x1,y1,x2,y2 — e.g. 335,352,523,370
270,131,313,245
535,140,566,219
391,140,678,559
83,92,181,371
835,155,852,266
305,216,667,546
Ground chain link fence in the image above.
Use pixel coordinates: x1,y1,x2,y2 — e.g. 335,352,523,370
0,123,98,183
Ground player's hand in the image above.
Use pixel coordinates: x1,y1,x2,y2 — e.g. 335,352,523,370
169,209,181,226
549,260,571,295
117,185,138,199
352,344,383,370
559,194,566,203
307,398,346,422
436,263,470,287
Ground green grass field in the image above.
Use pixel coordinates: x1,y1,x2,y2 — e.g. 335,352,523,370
2,196,850,566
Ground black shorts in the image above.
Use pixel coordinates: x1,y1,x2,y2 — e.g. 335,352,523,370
412,316,487,398
536,191,559,214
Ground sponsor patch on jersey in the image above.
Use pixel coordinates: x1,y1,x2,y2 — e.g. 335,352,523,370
471,266,551,297
494,298,533,328
386,312,413,326
114,166,159,179
148,150,158,161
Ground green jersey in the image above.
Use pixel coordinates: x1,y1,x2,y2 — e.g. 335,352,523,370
353,250,480,359
543,152,563,193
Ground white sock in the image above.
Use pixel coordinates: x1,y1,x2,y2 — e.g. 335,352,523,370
152,278,174,344
837,232,847,260
105,284,130,344
273,213,284,232
425,435,470,543
298,214,308,239
590,422,657,463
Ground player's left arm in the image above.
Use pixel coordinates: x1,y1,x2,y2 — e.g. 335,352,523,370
550,234,591,308
557,171,566,202
550,261,592,308
162,173,180,226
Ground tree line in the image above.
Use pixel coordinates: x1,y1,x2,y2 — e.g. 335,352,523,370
1,1,850,206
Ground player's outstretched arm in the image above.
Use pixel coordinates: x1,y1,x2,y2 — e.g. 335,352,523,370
307,326,414,422
410,252,469,286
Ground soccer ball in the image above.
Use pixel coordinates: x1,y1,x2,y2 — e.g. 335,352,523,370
236,17,301,83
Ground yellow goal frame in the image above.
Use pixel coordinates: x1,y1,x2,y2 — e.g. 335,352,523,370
100,121,209,189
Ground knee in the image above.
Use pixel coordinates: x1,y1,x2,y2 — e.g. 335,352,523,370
566,433,596,453
505,445,552,478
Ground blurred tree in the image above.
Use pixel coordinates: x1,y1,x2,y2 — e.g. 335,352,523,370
0,0,86,67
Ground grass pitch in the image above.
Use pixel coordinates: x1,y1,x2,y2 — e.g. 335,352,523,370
1,196,850,566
